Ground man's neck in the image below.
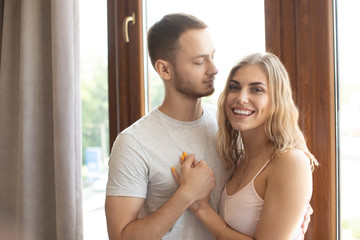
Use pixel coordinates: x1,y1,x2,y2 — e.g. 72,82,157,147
158,97,203,122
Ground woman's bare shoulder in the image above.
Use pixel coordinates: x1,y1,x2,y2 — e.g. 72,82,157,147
273,149,310,167
270,149,312,181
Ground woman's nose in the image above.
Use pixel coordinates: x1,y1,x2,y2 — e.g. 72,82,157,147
237,91,249,104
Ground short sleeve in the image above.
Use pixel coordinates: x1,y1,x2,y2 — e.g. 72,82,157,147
106,132,149,198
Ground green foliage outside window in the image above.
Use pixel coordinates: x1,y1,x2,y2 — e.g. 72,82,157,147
81,55,109,169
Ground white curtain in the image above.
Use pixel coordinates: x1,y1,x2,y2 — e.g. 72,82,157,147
0,0,83,239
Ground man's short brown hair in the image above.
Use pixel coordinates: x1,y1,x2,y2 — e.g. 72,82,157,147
147,13,208,68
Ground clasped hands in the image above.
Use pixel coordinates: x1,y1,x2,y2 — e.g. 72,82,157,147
171,152,215,212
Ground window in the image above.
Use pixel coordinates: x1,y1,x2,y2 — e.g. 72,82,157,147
107,1,337,239
80,0,109,239
145,0,265,111
337,1,360,239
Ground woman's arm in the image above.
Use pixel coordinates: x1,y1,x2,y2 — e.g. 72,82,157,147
172,153,254,240
254,149,313,239
172,150,313,240
191,202,254,240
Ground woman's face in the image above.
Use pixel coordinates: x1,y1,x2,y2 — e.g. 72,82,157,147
225,64,270,133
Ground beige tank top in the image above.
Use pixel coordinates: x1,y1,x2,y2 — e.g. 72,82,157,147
219,160,306,239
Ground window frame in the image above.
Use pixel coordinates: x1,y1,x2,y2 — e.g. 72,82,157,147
107,0,145,147
107,0,337,238
265,1,336,238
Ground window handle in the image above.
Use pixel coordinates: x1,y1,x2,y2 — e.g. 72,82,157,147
123,13,135,43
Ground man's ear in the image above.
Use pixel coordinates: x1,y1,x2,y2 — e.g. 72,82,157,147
154,59,172,81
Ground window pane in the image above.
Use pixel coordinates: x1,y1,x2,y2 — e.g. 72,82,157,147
337,1,360,239
145,0,265,110
80,0,109,239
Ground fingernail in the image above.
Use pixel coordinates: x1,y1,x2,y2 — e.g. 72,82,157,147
183,152,188,157
181,155,185,161
171,167,175,173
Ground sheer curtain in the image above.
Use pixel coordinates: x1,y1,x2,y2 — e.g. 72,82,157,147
0,0,83,239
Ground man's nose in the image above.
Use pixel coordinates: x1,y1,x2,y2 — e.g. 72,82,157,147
206,58,218,76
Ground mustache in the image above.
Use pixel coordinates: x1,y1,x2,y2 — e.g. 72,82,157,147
205,76,216,81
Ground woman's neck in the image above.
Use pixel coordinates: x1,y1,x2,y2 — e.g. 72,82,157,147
241,128,272,160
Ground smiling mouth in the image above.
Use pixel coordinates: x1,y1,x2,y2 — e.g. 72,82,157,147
233,109,255,116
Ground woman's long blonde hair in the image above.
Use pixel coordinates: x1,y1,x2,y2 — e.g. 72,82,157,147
216,52,318,170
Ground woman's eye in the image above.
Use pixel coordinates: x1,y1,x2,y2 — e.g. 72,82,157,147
228,85,239,90
252,87,264,93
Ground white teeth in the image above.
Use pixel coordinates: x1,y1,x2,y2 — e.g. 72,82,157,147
234,109,252,115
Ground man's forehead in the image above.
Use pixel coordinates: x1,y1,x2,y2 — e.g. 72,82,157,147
178,29,215,56
179,28,212,43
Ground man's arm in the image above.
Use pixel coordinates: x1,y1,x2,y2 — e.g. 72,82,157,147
105,191,191,240
105,154,215,240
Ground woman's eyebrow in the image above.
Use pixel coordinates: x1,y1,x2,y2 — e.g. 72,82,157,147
229,80,266,87
249,81,266,86
229,80,240,85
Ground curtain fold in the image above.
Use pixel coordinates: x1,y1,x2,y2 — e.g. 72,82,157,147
0,0,82,239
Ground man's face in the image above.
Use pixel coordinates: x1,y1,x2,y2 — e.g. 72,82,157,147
172,29,218,99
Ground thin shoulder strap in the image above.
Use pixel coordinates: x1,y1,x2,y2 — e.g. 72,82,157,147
252,159,271,181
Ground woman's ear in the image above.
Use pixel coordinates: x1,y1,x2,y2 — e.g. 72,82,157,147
155,59,172,81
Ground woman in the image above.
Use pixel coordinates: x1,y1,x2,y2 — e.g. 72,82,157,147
173,52,318,239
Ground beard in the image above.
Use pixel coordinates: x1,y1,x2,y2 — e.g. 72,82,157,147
173,69,215,99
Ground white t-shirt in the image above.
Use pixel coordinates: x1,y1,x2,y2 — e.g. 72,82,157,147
106,103,232,239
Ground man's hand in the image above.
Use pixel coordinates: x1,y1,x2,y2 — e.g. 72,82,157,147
171,153,215,209
301,204,313,234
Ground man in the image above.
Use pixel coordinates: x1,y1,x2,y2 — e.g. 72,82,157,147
105,13,232,239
